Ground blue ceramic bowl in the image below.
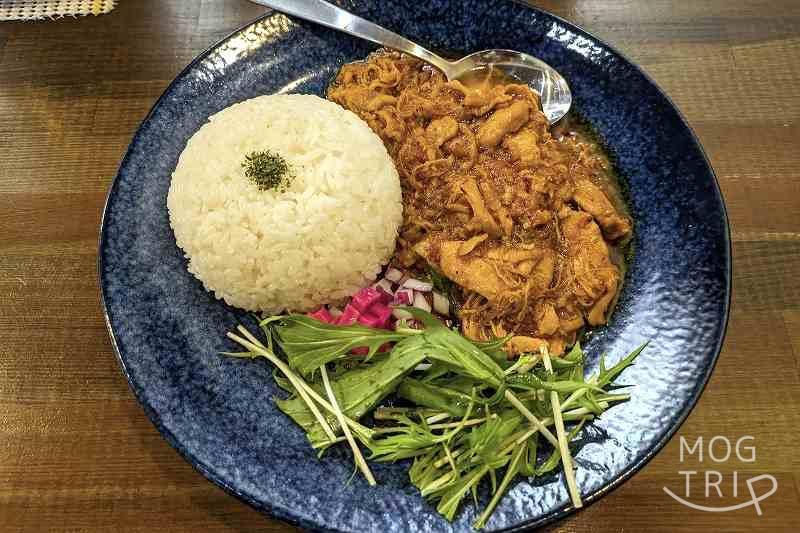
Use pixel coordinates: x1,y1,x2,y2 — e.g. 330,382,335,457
99,1,731,531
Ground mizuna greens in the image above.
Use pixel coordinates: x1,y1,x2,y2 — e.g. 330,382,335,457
225,307,646,529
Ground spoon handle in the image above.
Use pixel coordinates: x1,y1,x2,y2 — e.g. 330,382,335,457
251,0,452,75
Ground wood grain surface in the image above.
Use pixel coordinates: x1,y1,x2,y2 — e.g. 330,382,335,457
1,1,798,531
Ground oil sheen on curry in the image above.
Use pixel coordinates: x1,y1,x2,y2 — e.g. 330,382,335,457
328,51,632,356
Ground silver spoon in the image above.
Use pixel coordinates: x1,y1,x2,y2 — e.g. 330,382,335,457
248,0,572,124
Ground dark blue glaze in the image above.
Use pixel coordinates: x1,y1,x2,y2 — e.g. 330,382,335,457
98,1,731,531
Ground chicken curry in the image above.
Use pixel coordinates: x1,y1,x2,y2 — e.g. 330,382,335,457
328,51,632,356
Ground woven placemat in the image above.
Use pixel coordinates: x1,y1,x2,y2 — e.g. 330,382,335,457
0,0,116,21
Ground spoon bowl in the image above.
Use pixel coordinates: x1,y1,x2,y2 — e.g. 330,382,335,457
249,0,572,124
446,49,572,124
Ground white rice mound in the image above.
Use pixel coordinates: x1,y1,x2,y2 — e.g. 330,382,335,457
167,94,403,313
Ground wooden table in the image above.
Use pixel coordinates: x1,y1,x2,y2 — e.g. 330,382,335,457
1,1,798,531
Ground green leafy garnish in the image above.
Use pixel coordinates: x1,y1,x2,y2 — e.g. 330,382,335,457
276,334,428,448
397,378,473,417
427,266,454,295
265,314,409,378
224,308,647,529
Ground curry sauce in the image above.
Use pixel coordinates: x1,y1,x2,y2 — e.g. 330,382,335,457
328,51,632,356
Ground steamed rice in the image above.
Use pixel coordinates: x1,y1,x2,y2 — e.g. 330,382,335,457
167,94,403,313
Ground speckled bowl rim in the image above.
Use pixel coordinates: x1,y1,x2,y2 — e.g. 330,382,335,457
98,5,732,531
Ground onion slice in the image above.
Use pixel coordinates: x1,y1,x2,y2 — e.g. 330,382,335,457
403,277,433,292
384,267,403,282
393,288,413,305
432,291,450,316
373,278,394,295
412,291,432,312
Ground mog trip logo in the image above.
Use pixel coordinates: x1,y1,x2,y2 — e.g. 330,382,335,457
663,435,778,514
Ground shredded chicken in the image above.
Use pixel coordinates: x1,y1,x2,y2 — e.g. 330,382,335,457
328,51,632,356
